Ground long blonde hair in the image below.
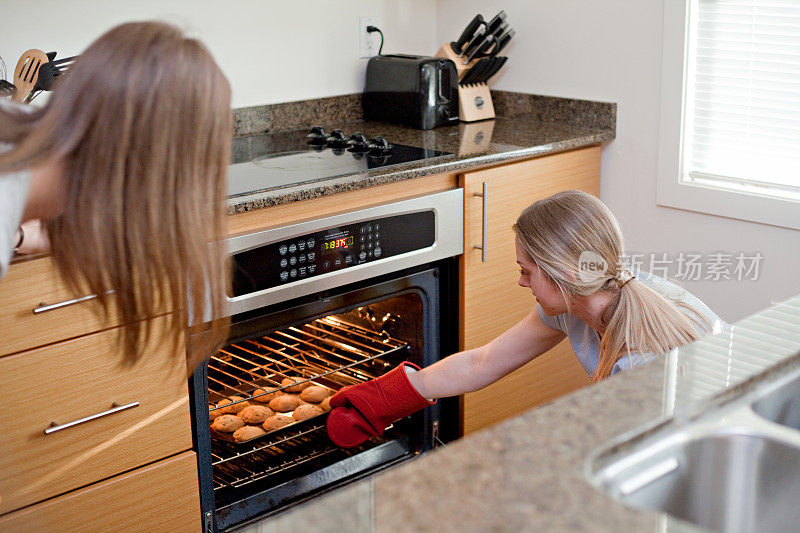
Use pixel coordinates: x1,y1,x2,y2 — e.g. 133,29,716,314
513,190,705,381
0,22,231,371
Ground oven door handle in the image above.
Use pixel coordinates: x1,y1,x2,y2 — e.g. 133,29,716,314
473,182,488,262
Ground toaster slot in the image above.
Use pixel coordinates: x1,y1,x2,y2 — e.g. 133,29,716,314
438,66,451,103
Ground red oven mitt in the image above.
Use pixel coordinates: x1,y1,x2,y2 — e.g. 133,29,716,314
326,361,435,448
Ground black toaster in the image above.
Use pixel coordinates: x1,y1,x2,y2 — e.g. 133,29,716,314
363,54,459,130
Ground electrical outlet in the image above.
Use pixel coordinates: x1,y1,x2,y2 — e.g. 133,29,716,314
359,16,380,58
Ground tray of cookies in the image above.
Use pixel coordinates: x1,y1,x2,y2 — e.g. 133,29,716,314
209,377,337,445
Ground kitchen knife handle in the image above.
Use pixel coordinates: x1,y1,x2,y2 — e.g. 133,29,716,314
460,26,487,57
464,34,495,64
473,182,488,262
454,14,484,54
486,10,508,35
492,28,515,57
44,401,140,435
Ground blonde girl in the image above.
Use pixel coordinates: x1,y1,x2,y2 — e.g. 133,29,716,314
0,22,232,370
326,190,725,448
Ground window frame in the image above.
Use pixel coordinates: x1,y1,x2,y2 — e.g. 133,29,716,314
656,0,800,231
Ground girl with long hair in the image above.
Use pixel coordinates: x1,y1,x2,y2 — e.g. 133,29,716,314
326,190,725,448
0,21,232,371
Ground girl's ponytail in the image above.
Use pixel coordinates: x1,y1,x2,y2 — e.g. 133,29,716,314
594,274,704,381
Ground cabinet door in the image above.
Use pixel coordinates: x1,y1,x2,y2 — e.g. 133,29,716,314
0,451,201,533
460,146,600,434
0,315,192,514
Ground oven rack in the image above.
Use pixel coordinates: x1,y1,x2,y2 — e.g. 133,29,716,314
211,422,340,491
208,314,412,492
208,315,410,410
212,422,326,466
211,424,390,492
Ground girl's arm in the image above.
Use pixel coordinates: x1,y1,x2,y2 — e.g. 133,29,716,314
407,307,566,399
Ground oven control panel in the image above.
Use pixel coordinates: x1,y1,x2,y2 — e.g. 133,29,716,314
231,211,435,297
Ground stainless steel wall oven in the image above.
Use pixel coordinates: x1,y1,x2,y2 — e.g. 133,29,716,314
189,190,463,531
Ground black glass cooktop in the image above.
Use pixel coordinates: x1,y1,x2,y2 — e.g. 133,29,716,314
228,128,453,198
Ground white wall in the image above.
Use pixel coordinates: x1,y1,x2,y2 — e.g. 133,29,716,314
0,0,438,108
437,0,800,322
2,0,796,321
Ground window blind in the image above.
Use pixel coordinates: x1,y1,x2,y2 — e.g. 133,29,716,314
683,0,800,195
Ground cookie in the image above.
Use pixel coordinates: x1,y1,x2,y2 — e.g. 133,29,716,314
233,425,266,442
238,405,273,425
263,414,293,431
251,388,280,404
217,396,250,415
269,394,302,412
211,414,245,433
300,385,331,403
292,403,325,421
319,396,332,412
281,377,311,393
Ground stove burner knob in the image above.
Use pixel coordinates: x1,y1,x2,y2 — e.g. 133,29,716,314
369,136,393,153
306,126,327,145
325,129,349,148
348,132,371,152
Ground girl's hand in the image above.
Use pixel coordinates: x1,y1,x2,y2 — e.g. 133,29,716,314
327,362,434,448
16,219,50,254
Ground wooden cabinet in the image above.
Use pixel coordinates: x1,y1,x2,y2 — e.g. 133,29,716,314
459,146,601,434
0,451,201,533
0,314,192,514
0,256,122,357
0,145,602,520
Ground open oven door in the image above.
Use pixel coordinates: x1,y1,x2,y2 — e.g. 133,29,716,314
189,263,459,532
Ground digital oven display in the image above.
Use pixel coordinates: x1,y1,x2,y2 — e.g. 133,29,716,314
321,234,354,253
229,210,435,296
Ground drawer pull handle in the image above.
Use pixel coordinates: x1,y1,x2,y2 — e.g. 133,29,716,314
473,182,488,262
33,293,99,314
44,401,140,435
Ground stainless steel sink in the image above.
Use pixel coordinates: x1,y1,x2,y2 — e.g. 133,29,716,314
587,365,800,533
752,372,800,431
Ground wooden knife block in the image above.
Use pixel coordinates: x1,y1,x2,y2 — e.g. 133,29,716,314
436,43,496,123
456,84,495,123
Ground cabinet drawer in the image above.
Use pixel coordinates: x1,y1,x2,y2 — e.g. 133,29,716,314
0,315,192,514
0,451,201,532
0,256,121,356
459,147,600,433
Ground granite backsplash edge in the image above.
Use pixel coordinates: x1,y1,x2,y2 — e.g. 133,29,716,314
232,91,616,137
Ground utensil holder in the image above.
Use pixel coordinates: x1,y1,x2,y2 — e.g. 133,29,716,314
436,43,496,123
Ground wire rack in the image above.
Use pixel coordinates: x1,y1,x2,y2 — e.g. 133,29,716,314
208,313,409,491
212,421,338,490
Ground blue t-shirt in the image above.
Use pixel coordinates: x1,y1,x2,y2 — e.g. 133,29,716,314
537,271,727,376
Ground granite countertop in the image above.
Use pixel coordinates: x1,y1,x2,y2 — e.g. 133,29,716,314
226,92,616,214
253,295,800,533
